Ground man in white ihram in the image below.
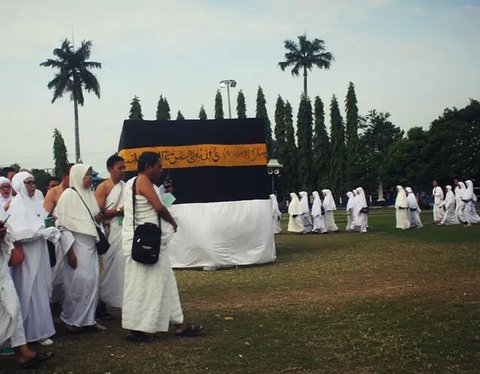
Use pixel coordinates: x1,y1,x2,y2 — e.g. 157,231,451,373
432,180,444,224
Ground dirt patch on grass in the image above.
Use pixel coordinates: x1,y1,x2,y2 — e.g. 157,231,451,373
183,275,480,312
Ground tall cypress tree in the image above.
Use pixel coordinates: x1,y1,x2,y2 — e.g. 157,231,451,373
199,105,207,120
236,90,247,119
129,95,143,120
214,90,224,119
283,101,298,192
52,128,69,177
255,86,273,158
329,95,346,194
156,95,171,120
345,82,359,187
176,111,185,120
274,96,286,160
296,94,314,190
312,96,330,189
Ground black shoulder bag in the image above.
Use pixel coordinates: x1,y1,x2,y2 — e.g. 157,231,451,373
131,178,161,264
70,187,110,255
360,206,369,214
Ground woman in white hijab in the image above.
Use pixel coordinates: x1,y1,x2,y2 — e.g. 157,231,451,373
321,189,338,232
395,186,410,230
269,194,282,234
298,191,313,233
345,191,355,231
439,185,459,225
311,191,327,234
287,192,304,233
405,187,423,228
7,172,59,345
353,187,368,233
0,177,13,210
55,164,105,332
455,181,466,223
463,180,480,225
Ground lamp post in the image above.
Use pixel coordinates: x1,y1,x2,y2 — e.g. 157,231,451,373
267,159,283,196
219,79,237,119
268,168,280,195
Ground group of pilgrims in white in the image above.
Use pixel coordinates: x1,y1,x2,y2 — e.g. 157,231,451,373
0,150,479,369
269,178,479,234
270,187,369,234
0,153,203,370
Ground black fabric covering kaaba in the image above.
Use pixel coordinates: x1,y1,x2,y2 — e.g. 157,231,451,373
117,119,269,204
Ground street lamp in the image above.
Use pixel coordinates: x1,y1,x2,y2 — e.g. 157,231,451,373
219,79,237,119
267,159,283,196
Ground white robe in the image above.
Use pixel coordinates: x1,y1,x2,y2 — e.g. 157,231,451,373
100,181,126,308
311,192,326,234
0,210,26,348
407,193,423,228
454,185,466,223
10,238,55,342
439,189,459,225
299,192,313,233
270,195,282,235
463,181,480,224
287,194,304,233
353,188,368,233
122,181,183,333
60,231,99,327
432,186,445,222
395,187,410,230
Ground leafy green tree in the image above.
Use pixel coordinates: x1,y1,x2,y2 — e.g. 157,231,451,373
312,96,330,189
345,82,360,187
256,86,273,157
236,90,247,119
296,95,314,190
52,128,69,178
278,34,334,97
383,127,429,189
329,95,346,193
199,105,207,120
156,95,171,120
129,95,143,120
40,39,101,163
176,111,185,120
215,90,224,119
31,169,53,195
423,99,480,182
357,110,404,192
274,96,286,160
283,101,298,192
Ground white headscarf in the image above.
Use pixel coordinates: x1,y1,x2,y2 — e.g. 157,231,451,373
269,194,281,217
288,192,302,216
321,189,336,211
464,180,477,202
299,191,310,214
406,187,420,210
395,185,408,208
311,191,323,217
0,177,13,206
6,172,47,241
55,164,100,239
346,192,354,211
353,187,367,212
443,185,455,207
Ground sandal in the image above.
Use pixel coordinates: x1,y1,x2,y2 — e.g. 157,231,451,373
175,323,205,337
126,332,157,343
20,351,54,370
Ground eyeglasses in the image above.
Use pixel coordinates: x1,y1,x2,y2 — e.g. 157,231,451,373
24,180,36,185
0,185,11,190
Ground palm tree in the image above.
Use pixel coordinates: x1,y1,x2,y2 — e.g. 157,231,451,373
278,34,334,98
40,39,101,163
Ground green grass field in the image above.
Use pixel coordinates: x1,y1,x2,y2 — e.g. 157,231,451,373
1,209,479,373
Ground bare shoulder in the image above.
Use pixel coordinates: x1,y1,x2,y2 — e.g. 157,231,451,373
96,179,113,196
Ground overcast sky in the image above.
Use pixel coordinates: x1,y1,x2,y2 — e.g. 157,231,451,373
1,0,479,176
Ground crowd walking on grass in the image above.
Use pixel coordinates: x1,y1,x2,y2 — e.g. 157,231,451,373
270,178,479,235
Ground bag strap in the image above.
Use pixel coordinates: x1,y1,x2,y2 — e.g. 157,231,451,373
70,187,97,224
132,177,137,232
